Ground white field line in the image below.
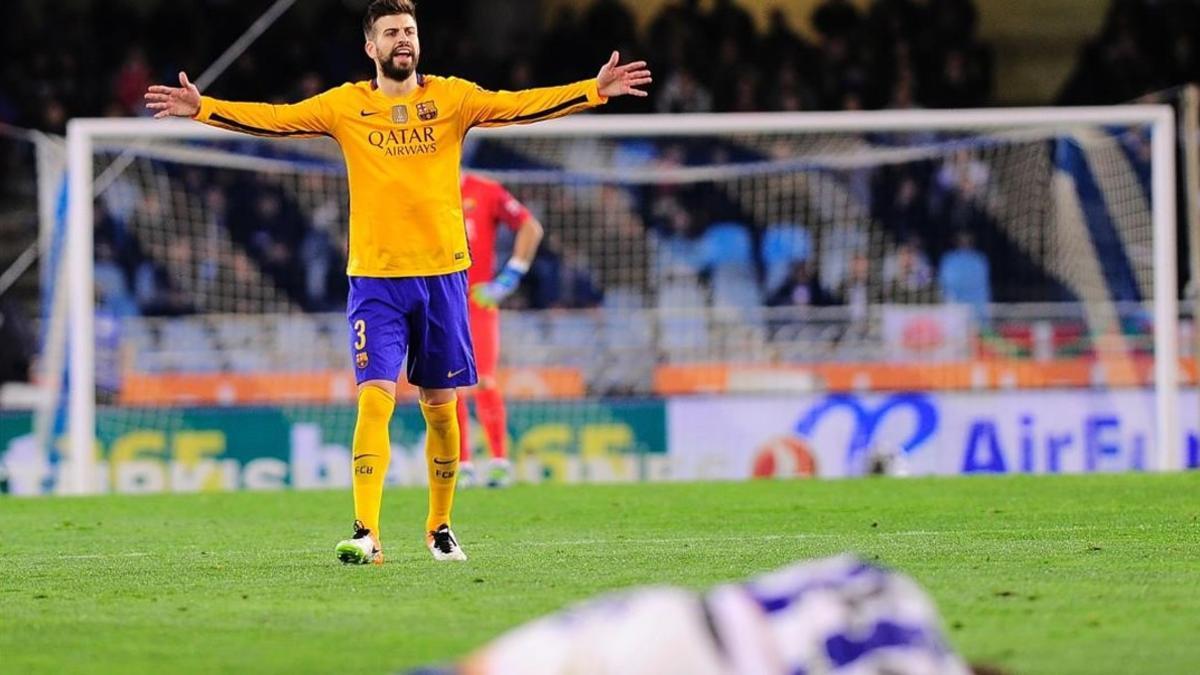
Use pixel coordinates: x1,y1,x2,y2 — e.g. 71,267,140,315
56,552,151,560
28,524,1150,561
508,523,1155,548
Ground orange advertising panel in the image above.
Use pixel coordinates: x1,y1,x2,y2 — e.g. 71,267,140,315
654,358,1198,395
120,367,586,406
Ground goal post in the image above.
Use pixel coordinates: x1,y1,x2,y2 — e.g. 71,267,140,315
58,105,1181,494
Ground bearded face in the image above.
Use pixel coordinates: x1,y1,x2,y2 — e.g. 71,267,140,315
367,13,420,82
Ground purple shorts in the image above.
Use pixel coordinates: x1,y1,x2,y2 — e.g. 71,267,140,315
346,273,478,390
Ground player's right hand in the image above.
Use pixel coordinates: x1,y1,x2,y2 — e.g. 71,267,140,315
144,71,202,119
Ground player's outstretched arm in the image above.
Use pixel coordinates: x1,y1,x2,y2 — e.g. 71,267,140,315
144,70,333,138
464,52,652,130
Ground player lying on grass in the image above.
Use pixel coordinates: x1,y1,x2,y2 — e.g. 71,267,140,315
145,0,650,565
406,554,990,675
457,173,544,488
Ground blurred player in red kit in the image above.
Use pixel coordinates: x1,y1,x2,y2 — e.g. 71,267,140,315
458,173,543,487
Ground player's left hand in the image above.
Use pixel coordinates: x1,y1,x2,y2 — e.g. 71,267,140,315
597,51,652,98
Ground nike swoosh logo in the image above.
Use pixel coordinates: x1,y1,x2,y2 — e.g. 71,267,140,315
433,458,455,465
447,368,467,378
359,110,378,117
353,454,379,461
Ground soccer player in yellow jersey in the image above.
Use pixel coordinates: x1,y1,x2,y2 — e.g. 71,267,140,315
145,0,651,565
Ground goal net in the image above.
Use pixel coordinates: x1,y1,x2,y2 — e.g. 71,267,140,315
40,107,1185,494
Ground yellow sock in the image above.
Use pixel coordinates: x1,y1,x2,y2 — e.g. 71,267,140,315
352,386,394,543
421,397,460,533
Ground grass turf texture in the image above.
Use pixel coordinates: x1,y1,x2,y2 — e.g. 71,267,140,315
1,474,1197,675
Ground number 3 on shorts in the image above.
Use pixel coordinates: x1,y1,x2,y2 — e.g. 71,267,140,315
354,319,367,350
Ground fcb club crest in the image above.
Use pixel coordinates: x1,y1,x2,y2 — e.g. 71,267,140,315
356,352,369,369
416,100,439,121
391,105,409,124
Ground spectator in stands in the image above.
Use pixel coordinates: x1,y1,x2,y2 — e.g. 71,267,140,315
768,66,818,111
648,0,704,49
928,47,990,108
525,237,604,311
759,8,811,71
581,0,641,85
887,70,920,110
767,260,834,308
1059,0,1162,104
705,0,758,57
939,230,991,321
558,246,606,309
883,238,934,302
932,150,993,237
651,195,701,281
98,171,141,251
94,240,139,318
300,225,335,311
298,174,345,311
812,0,862,43
229,250,263,314
134,247,191,317
197,187,228,301
114,47,152,116
873,168,927,240
819,221,869,294
246,190,302,287
655,68,713,113
712,37,750,113
936,150,989,198
539,6,588,84
762,222,813,297
40,99,68,135
834,251,873,341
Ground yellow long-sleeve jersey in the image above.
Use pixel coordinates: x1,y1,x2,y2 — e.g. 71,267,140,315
195,75,607,277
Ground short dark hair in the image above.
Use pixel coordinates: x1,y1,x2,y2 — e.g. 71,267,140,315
363,0,417,38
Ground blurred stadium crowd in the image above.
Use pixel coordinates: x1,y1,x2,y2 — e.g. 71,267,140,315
3,0,997,131
0,0,1194,329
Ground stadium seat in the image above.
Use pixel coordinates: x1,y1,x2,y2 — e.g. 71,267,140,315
273,315,323,370
711,268,762,310
699,221,755,269
501,313,551,366
120,317,154,356
160,319,221,372
546,313,600,368
213,316,259,350
657,280,709,363
654,235,702,280
699,222,761,310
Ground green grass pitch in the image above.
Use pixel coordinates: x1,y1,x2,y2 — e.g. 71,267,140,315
1,473,1197,674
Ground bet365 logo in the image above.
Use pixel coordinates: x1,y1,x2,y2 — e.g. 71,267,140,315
751,436,818,478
